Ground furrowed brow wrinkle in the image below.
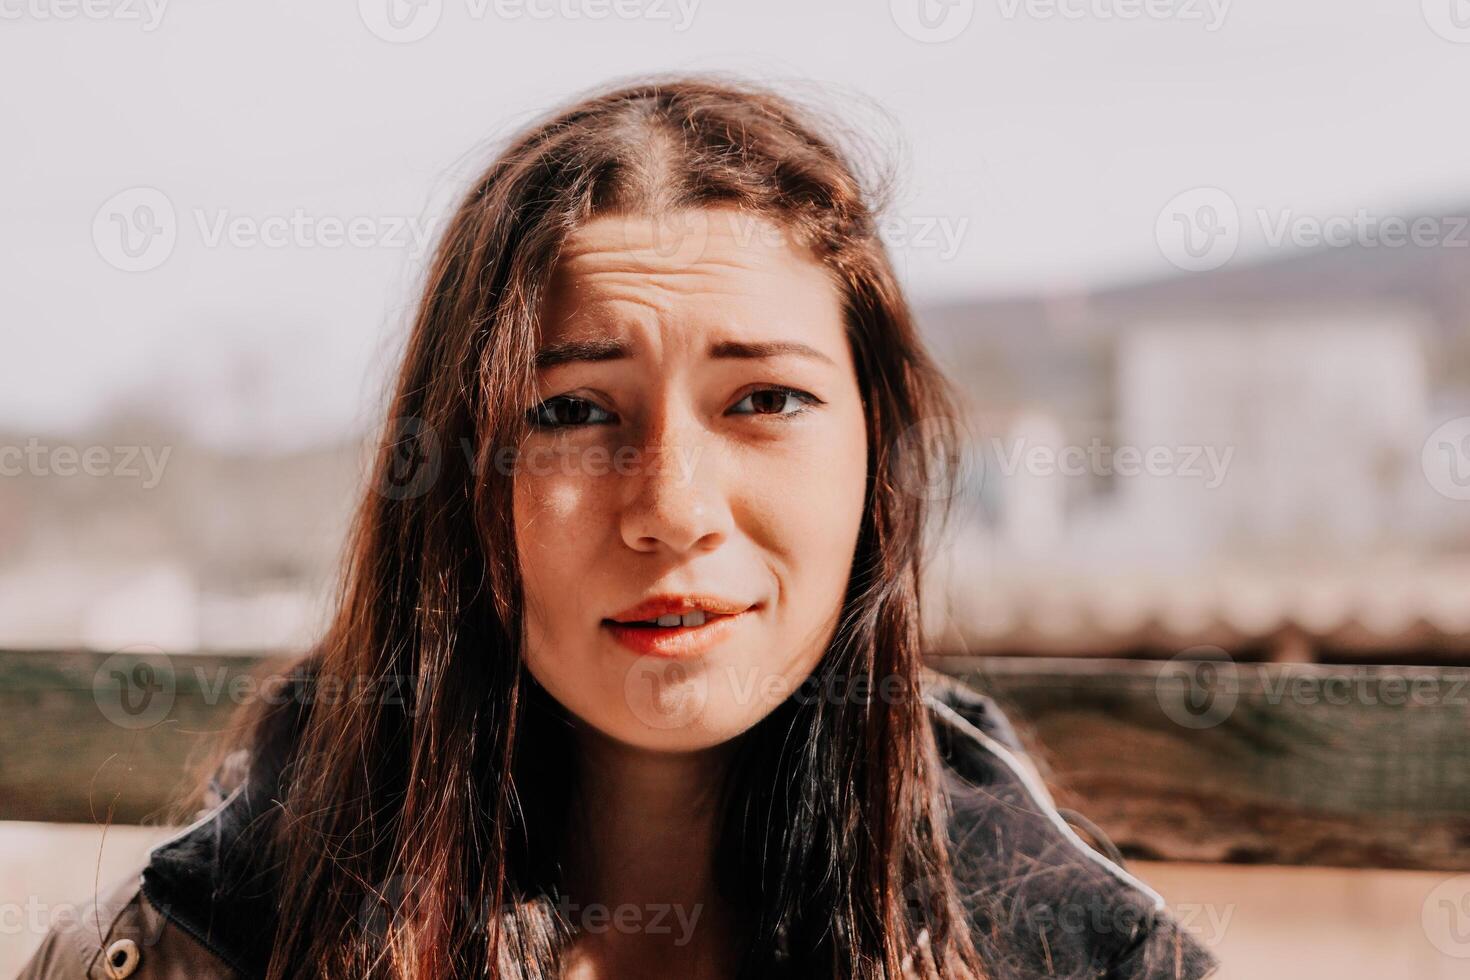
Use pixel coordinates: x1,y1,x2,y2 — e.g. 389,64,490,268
533,337,837,370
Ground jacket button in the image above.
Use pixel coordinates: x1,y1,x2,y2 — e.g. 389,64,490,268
104,938,141,978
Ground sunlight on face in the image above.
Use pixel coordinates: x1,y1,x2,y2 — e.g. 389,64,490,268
513,209,869,751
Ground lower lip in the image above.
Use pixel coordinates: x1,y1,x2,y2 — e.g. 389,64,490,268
601,608,757,659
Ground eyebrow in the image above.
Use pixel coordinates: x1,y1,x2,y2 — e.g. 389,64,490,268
533,337,836,370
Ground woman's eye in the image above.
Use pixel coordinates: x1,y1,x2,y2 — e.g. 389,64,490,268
527,396,614,430
529,387,820,430
728,387,821,419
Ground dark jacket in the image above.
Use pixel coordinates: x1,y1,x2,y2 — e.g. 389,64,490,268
18,672,1217,979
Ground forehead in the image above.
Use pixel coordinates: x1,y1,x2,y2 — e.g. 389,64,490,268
539,210,845,346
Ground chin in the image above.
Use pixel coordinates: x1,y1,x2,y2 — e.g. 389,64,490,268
534,651,797,754
597,716,751,754
592,686,775,754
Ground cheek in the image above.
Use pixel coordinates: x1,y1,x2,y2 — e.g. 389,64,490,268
513,471,621,731
773,475,862,592
513,473,602,637
744,407,870,665
805,429,868,600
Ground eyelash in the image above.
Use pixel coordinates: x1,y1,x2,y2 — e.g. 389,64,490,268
526,386,823,431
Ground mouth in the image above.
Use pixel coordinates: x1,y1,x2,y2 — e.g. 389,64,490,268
601,595,759,658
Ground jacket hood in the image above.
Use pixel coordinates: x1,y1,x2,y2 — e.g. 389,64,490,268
138,670,1217,980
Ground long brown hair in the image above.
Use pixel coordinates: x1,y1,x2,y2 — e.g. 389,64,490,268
222,75,984,979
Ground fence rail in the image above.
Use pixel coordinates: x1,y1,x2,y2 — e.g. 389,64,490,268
2,648,1466,871
939,655,1470,872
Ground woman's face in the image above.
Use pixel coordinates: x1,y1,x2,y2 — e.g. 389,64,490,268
513,209,869,752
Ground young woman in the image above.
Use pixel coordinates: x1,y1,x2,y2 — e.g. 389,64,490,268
21,77,1217,980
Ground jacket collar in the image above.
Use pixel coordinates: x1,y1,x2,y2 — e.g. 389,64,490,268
141,672,1213,980
141,768,280,979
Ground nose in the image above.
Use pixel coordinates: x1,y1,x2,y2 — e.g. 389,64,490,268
617,410,731,556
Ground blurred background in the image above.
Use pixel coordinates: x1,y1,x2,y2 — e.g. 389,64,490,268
4,1,1470,976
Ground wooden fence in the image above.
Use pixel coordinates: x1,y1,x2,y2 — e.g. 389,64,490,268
2,648,1467,871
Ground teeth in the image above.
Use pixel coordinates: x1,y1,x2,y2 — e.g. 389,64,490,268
645,611,708,628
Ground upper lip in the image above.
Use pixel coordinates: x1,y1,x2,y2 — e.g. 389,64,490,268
605,593,756,623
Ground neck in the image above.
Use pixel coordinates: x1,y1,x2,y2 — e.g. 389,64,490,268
558,726,741,969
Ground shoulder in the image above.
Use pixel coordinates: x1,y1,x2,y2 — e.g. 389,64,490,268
17,743,283,980
15,867,238,980
922,669,1220,980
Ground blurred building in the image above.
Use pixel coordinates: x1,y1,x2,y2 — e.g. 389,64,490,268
920,224,1470,660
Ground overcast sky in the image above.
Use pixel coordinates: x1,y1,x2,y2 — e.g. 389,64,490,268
3,0,1470,448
